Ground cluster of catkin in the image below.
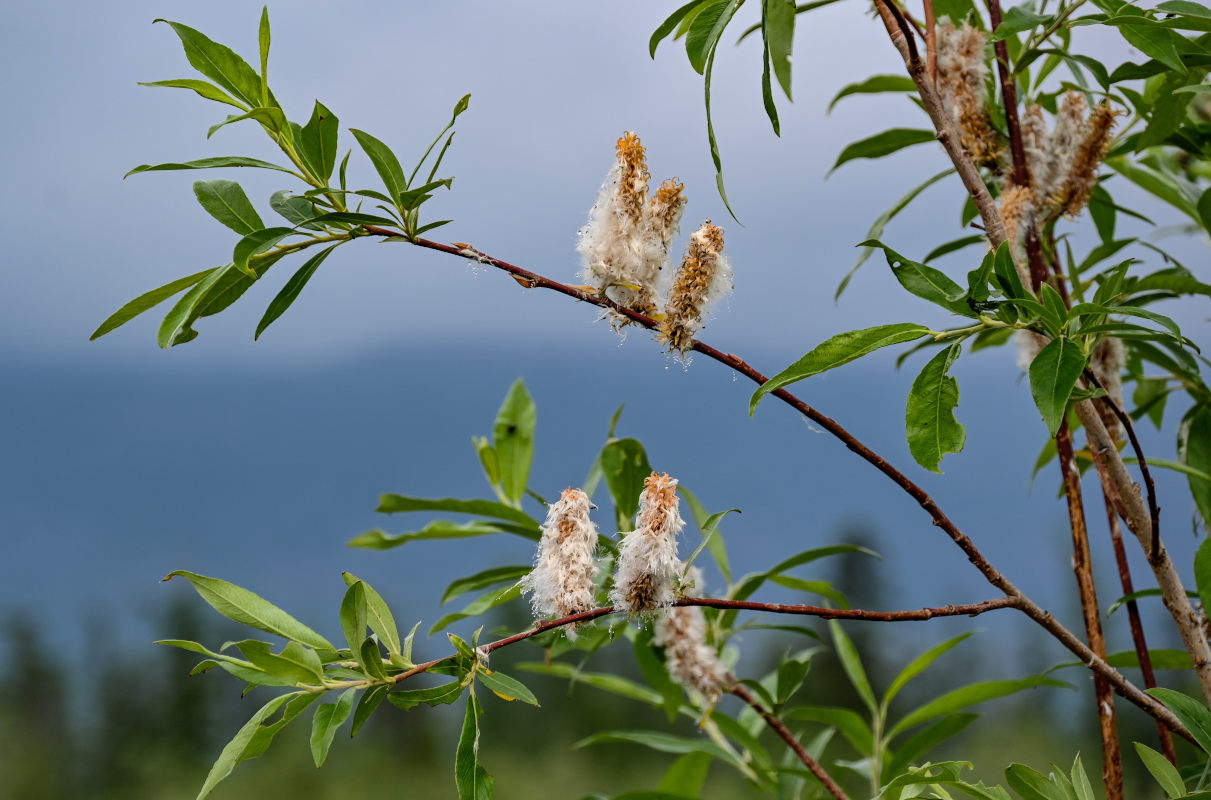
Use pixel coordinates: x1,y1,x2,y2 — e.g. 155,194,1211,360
936,20,1003,170
578,132,733,354
519,474,729,699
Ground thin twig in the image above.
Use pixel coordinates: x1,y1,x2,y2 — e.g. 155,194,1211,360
924,0,937,83
1095,467,1177,765
355,225,1191,741
1084,368,1162,559
731,682,852,800
1056,419,1124,800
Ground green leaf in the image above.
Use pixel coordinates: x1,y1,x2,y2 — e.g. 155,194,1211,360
310,688,355,767
257,6,270,106
479,669,540,706
373,494,539,529
703,5,743,222
784,706,873,755
516,662,664,705
442,566,531,606
925,235,987,263
193,179,264,235
125,156,292,179
431,585,521,634
760,2,783,134
239,692,319,763
889,676,1068,738
750,323,932,412
906,343,967,472
1116,21,1185,73
235,639,324,684
154,19,265,108
829,620,876,714
884,633,974,706
601,438,654,525
884,714,978,779
1005,763,1066,800
340,573,401,656
685,0,736,74
196,692,299,799
831,128,936,173
575,730,746,771
91,269,216,340
650,0,706,56
255,243,339,339
988,6,1052,41
765,0,795,100
1183,405,1211,526
299,101,340,181
492,379,536,506
1105,648,1192,669
388,680,465,711
681,508,739,576
657,752,711,797
350,128,407,206
1028,337,1087,436
232,227,294,277
349,520,535,550
1106,157,1199,222
865,240,970,315
1134,742,1185,798
678,486,732,583
351,684,388,738
340,581,368,658
838,170,954,299
164,570,333,650
828,74,917,112
207,107,288,139
455,695,494,800
137,79,246,109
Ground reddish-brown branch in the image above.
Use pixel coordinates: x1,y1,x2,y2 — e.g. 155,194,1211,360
1056,420,1124,800
356,226,1190,741
731,682,852,800
1096,468,1177,764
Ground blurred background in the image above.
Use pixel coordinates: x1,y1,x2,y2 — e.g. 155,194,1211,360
1,1,1207,797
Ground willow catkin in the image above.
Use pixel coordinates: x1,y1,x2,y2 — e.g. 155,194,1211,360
520,488,600,621
659,222,733,354
653,568,729,701
610,472,684,613
936,21,1002,169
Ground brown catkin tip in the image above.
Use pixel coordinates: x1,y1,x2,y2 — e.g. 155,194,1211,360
660,222,732,354
616,131,650,223
649,179,686,237
1057,101,1119,217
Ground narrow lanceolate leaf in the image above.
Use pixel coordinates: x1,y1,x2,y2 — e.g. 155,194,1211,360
830,128,936,173
340,581,368,657
1004,763,1062,800
601,438,653,523
257,6,270,106
154,20,266,108
164,571,334,650
1134,742,1185,798
1028,337,1087,435
137,79,247,110
255,243,339,339
751,323,932,412
863,239,969,315
455,695,495,800
888,676,1068,738
905,343,966,473
310,688,356,767
341,572,402,656
764,0,795,100
1149,687,1211,753
299,101,339,181
91,269,215,340
126,156,293,179
828,620,877,714
685,0,737,74
828,74,917,112
650,0,705,57
374,494,539,528
350,128,407,205
349,520,530,550
492,379,536,507
158,267,229,348
193,179,264,235
351,684,388,738
196,692,299,799
388,681,465,711
479,669,540,706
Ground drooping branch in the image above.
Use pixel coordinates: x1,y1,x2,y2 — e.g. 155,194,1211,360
731,681,852,800
354,227,1190,740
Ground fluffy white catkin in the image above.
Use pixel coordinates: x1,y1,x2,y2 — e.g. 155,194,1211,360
610,472,684,613
520,488,599,620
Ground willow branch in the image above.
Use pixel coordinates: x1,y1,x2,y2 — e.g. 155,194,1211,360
923,0,937,83
1096,465,1177,764
355,226,1190,740
731,682,852,800
1056,419,1123,800
1084,369,1162,558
